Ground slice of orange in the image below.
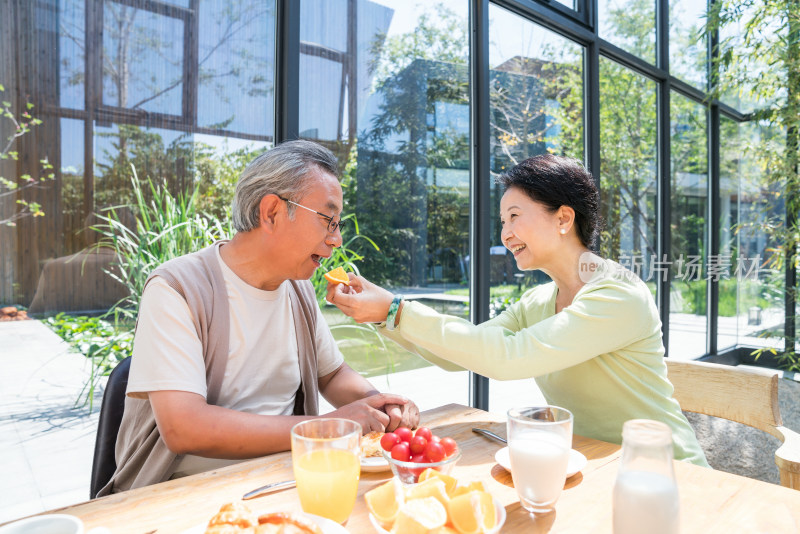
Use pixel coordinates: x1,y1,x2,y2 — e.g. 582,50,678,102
405,477,450,508
418,468,458,496
365,478,405,527
391,496,447,534
323,266,350,285
450,480,486,497
447,490,496,534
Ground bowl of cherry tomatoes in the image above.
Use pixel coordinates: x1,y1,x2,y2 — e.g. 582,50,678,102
380,426,460,484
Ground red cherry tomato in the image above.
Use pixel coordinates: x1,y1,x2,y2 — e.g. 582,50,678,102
380,432,401,452
440,437,458,457
409,435,428,455
429,434,441,444
409,453,427,478
410,453,427,464
394,427,413,443
391,442,411,462
425,441,446,463
414,426,433,442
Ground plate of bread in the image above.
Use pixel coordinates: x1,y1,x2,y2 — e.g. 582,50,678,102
183,502,347,534
360,431,390,473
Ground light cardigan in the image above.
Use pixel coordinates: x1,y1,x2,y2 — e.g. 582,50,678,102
381,259,709,466
96,241,322,496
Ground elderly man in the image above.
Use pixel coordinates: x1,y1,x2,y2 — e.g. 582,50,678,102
98,140,418,495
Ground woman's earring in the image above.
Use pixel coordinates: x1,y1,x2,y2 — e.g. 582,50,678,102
560,228,567,235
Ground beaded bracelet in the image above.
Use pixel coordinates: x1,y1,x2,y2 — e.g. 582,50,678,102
385,294,404,331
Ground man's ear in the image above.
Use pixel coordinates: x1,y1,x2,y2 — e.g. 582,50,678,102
259,194,282,233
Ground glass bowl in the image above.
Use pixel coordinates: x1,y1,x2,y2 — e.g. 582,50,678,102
381,449,461,484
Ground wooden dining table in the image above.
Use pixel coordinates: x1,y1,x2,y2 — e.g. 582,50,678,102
25,403,800,533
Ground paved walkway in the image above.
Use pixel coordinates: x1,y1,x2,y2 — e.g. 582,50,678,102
0,319,545,524
0,320,99,523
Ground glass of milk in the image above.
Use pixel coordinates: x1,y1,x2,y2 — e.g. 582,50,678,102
613,419,679,534
507,406,573,513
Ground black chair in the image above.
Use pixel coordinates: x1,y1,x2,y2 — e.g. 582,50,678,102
90,356,131,498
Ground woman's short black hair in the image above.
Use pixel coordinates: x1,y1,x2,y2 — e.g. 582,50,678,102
496,154,602,248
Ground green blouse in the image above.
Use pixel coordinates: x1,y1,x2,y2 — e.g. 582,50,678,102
381,259,708,466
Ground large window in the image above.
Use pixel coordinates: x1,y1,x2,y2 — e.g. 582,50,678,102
0,0,784,410
719,117,784,352
669,93,708,359
298,0,471,411
1,0,275,310
598,58,658,290
487,3,584,415
598,0,656,64
669,0,707,90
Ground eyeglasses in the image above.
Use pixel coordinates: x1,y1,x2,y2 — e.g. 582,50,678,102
277,195,346,234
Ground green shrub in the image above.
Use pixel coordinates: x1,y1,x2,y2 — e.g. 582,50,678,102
48,169,231,407
44,313,134,408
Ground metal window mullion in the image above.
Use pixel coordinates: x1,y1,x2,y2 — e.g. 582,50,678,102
585,40,601,204
656,0,672,354
492,0,594,45
83,0,103,220
182,0,199,128
708,104,720,356
707,0,720,356
275,0,299,142
469,0,490,411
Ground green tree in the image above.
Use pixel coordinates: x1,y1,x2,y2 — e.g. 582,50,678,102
359,7,471,286
359,3,584,285
0,84,54,226
708,0,800,368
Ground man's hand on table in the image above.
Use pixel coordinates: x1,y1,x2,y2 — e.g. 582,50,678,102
327,393,410,433
384,400,420,431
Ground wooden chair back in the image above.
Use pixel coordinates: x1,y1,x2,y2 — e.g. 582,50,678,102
665,358,800,490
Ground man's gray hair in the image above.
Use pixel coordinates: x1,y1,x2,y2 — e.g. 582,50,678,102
232,140,340,232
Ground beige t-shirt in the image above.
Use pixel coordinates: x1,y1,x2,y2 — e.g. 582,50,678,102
128,247,344,476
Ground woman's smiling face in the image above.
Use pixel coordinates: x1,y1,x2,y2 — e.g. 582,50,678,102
499,186,562,271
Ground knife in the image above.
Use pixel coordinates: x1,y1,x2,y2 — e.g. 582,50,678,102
472,427,508,444
242,479,297,500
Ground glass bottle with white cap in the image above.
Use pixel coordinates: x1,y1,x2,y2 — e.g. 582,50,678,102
613,419,679,534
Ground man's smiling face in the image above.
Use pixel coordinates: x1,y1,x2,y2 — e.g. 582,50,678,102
277,167,344,281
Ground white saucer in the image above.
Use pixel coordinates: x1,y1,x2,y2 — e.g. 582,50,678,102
361,455,391,473
494,447,587,478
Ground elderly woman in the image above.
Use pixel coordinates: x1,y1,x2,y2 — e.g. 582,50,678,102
328,154,708,466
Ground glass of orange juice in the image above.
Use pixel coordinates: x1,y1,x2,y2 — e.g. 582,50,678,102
291,418,362,524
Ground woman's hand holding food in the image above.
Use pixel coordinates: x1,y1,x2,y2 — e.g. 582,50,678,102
326,274,396,324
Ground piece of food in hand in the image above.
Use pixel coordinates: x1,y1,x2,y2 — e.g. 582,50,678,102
205,502,257,533
256,512,323,534
323,266,350,285
360,431,385,458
